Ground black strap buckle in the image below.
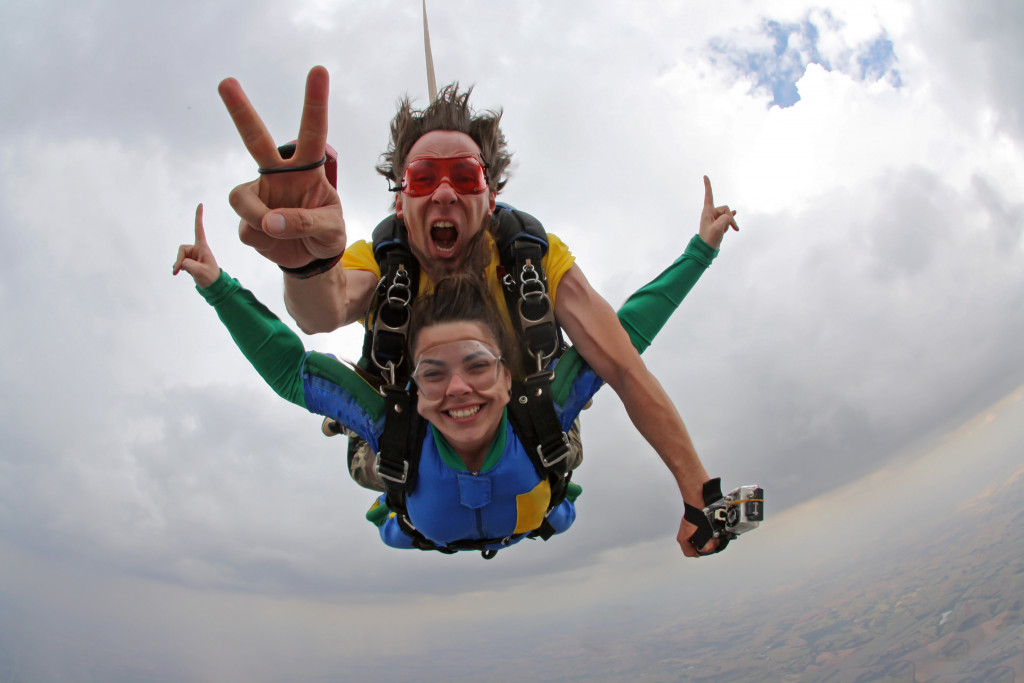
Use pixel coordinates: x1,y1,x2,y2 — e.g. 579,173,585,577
376,457,409,485
537,433,571,468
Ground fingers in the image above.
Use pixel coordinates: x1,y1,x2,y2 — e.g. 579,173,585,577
228,180,271,228
678,531,719,558
703,176,739,229
295,66,330,165
714,207,739,232
703,175,715,211
678,520,700,557
172,243,193,275
238,218,283,256
194,202,208,245
218,77,281,167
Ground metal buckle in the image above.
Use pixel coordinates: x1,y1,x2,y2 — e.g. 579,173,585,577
517,263,558,366
376,457,409,485
537,433,571,468
371,266,412,374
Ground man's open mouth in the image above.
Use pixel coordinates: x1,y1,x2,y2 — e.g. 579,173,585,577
431,221,458,254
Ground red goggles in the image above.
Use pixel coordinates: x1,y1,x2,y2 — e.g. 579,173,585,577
399,156,489,197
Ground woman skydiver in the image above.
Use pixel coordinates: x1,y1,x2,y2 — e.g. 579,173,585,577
174,202,723,554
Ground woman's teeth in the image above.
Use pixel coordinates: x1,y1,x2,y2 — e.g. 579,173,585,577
447,405,481,419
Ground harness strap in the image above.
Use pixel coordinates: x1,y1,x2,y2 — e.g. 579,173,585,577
395,511,525,558
377,384,425,512
493,206,563,364
508,374,572,519
363,208,572,556
363,216,420,382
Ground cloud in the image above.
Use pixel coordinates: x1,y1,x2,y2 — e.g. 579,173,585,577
1,6,1023,676
708,9,902,107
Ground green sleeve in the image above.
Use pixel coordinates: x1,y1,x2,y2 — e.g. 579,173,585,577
197,270,308,407
551,234,718,401
618,233,718,353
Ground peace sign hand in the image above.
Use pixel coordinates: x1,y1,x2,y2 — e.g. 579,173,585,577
218,66,346,268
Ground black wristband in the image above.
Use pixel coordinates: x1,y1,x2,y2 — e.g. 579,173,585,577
279,252,344,280
258,154,328,175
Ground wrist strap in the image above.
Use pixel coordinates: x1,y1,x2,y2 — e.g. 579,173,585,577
684,478,730,556
280,252,344,279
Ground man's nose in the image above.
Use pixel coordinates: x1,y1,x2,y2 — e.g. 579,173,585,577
431,178,458,204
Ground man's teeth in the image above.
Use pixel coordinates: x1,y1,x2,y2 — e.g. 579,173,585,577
431,221,458,253
447,405,481,419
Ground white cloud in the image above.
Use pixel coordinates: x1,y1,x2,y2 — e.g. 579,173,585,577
1,1,1023,677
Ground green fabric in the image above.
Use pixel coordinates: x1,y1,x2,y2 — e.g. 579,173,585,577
366,499,389,527
432,409,509,472
618,234,717,351
198,271,308,407
303,351,385,420
199,271,386,418
566,481,583,503
551,234,718,404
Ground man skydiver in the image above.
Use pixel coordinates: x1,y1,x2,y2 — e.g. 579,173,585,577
217,66,739,557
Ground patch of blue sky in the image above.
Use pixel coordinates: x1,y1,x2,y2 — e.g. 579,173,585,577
711,17,903,108
858,35,903,87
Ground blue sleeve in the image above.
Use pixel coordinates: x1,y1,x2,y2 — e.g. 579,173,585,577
198,270,385,446
544,498,577,536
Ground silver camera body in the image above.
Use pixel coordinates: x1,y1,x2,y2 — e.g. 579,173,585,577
704,485,764,540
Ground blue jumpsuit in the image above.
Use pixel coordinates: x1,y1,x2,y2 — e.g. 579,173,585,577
197,235,719,551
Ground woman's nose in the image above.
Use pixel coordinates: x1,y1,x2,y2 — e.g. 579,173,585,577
445,372,474,395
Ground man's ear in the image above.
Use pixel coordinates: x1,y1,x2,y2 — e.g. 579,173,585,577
488,190,497,214
395,192,404,219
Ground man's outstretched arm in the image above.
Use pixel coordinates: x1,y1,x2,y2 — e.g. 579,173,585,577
554,176,738,556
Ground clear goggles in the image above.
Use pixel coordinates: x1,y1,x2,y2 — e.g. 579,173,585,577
411,340,504,401
399,156,489,197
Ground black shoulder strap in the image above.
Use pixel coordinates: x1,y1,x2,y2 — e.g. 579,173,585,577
362,215,420,382
376,383,430,529
507,376,572,541
492,206,564,367
367,207,573,552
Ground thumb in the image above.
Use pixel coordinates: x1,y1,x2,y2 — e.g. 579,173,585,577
262,206,347,255
262,205,339,237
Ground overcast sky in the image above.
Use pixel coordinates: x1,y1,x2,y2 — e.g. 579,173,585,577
1,0,1022,679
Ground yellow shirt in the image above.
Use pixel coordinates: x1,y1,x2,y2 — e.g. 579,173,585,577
341,231,575,335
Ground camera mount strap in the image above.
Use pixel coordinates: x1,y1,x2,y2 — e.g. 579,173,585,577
683,477,730,555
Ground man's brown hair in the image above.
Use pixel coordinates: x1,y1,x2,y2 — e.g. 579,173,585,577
377,83,513,201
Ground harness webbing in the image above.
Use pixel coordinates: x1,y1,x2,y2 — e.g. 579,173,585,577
360,206,571,557
378,387,570,557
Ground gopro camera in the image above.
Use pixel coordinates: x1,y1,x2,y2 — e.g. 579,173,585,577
704,485,764,540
